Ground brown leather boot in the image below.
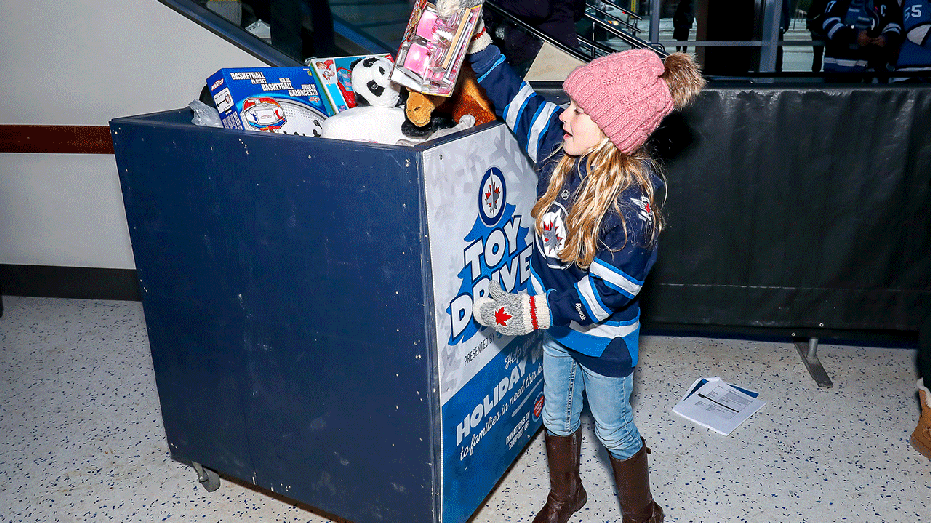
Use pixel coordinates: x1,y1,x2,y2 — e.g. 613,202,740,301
532,430,587,523
609,441,664,523
911,380,931,460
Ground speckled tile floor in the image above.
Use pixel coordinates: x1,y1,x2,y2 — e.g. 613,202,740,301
0,296,928,522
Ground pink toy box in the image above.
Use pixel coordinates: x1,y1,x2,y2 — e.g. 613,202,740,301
391,0,482,96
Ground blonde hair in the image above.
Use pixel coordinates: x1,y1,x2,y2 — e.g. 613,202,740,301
532,140,660,270
532,52,704,270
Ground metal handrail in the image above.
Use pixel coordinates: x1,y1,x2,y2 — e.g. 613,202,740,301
581,10,666,57
598,0,641,21
586,2,641,35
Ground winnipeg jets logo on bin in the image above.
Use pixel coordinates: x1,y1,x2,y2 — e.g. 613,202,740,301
447,166,533,346
242,97,287,131
479,168,506,226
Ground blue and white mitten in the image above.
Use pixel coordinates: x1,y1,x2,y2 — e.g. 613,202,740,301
474,282,551,336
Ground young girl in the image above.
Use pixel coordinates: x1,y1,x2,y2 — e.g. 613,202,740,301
464,18,705,523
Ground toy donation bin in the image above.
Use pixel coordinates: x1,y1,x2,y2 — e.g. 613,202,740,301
109,109,545,523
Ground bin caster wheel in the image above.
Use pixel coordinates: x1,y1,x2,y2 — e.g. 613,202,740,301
192,461,220,492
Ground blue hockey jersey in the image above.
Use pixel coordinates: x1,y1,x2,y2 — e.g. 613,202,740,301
469,45,663,377
897,0,931,73
821,0,902,73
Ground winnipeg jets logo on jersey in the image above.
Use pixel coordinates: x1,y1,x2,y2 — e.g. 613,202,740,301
537,202,568,268
632,195,653,225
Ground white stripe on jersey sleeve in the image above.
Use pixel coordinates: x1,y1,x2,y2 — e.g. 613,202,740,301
576,276,612,322
528,103,558,163
590,259,643,298
504,83,534,131
568,318,640,339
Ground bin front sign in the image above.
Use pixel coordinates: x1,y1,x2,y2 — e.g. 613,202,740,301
422,125,545,523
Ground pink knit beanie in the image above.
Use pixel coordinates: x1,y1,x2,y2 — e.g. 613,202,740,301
562,49,673,154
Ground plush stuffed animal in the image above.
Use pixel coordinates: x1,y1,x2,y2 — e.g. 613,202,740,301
403,63,496,138
322,55,484,145
321,56,409,145
351,56,403,108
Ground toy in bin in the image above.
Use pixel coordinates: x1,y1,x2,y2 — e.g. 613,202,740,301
392,0,483,96
307,54,394,112
207,67,335,137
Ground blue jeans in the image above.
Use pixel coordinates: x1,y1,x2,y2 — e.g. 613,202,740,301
541,334,643,460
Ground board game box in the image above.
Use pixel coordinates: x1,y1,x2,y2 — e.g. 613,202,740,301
207,67,335,137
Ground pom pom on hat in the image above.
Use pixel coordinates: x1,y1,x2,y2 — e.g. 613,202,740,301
562,49,674,154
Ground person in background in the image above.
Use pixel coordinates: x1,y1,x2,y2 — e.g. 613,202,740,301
807,0,831,72
673,0,693,52
774,0,801,72
445,1,705,520
895,0,931,81
820,0,902,81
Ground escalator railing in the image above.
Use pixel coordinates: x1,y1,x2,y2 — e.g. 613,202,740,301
588,0,641,37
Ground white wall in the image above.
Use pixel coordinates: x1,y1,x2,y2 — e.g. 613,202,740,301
0,0,266,268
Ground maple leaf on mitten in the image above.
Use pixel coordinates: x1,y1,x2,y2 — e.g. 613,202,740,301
473,282,551,336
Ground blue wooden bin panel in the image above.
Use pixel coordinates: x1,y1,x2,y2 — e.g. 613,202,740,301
112,109,438,523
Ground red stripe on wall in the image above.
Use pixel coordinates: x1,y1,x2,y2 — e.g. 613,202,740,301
0,125,114,154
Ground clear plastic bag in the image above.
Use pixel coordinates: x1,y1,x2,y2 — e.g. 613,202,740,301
189,100,223,128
